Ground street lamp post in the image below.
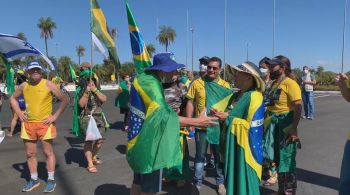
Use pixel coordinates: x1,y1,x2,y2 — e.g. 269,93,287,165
190,27,194,72
246,42,250,61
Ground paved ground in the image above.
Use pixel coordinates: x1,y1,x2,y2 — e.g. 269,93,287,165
0,91,347,195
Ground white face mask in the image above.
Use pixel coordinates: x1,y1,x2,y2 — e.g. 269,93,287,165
260,68,268,76
124,77,130,82
303,69,309,74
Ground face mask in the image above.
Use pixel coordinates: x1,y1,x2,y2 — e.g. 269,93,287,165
260,68,268,77
303,69,309,74
124,77,130,82
269,69,281,80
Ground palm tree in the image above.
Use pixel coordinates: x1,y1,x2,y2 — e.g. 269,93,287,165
157,25,176,52
76,45,86,66
146,44,156,57
37,17,57,57
17,32,27,41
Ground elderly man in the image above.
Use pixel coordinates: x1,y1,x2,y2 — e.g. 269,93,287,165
10,61,68,193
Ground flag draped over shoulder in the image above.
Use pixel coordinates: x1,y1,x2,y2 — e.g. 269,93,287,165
126,2,152,74
90,0,120,69
224,90,264,195
205,81,232,144
127,73,182,174
0,33,56,70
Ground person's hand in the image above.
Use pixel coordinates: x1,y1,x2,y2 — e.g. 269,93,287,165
212,111,229,121
43,114,58,125
17,111,28,122
195,115,219,128
86,81,96,92
285,127,299,144
335,73,348,86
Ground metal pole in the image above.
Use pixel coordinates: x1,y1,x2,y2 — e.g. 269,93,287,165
272,0,276,58
55,43,58,77
341,0,348,72
190,28,194,72
224,0,227,80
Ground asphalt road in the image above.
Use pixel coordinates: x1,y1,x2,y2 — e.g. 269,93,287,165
0,91,347,195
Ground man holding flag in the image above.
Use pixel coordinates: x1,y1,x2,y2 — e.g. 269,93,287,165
186,57,231,194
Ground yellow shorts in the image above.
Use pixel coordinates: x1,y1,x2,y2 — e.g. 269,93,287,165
20,122,57,140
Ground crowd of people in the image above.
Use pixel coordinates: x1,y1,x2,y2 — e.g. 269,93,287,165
2,52,350,195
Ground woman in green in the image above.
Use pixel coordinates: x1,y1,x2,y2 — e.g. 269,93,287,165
263,55,302,195
212,61,265,195
115,74,131,131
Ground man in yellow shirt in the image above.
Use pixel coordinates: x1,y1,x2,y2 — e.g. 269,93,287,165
336,73,350,195
186,57,230,195
10,61,69,193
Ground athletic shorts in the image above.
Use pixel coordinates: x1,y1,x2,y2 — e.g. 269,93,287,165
20,122,57,140
133,169,163,193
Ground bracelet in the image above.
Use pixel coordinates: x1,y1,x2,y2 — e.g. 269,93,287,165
92,89,99,94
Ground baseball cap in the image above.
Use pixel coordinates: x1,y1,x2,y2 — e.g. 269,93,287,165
26,61,42,70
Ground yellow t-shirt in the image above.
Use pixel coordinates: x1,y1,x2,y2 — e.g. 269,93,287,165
186,77,230,117
267,77,301,113
23,79,53,122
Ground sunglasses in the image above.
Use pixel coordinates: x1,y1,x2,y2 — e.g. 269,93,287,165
207,66,219,71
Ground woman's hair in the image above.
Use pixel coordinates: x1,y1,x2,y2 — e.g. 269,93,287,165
16,74,27,85
274,55,297,81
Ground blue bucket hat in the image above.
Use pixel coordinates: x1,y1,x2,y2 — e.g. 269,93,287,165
146,53,185,73
26,61,42,70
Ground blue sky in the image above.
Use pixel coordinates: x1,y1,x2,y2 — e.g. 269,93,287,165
1,0,349,72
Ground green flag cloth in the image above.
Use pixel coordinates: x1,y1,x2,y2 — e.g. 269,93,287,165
222,90,264,195
69,65,77,80
91,0,121,70
127,72,182,174
1,56,15,96
204,80,232,144
126,2,152,74
115,80,130,108
72,86,83,138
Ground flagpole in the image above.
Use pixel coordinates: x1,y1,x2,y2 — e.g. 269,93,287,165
272,0,276,58
90,33,93,80
224,0,227,80
341,0,348,72
186,9,189,67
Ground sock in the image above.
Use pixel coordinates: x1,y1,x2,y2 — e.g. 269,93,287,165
48,171,55,181
31,173,38,181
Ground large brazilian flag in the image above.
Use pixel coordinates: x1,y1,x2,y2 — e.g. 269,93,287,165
224,90,264,195
91,0,120,69
126,2,152,74
205,80,232,144
127,73,182,174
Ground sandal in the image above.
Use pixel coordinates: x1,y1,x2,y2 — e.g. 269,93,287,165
87,166,97,173
93,159,103,165
263,172,277,186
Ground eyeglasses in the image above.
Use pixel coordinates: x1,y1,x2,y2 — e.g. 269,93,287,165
207,66,219,71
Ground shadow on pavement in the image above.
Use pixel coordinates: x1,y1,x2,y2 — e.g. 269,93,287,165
296,168,339,190
65,136,84,148
12,162,58,181
64,147,87,167
94,183,130,195
109,121,124,130
116,145,126,155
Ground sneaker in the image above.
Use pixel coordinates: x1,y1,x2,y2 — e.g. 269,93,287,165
43,180,56,193
307,116,313,120
217,184,226,195
301,115,307,119
22,179,40,192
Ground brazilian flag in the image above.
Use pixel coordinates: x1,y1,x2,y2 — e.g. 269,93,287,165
0,55,15,96
126,73,182,174
223,90,264,195
91,0,121,69
126,2,152,74
205,80,232,144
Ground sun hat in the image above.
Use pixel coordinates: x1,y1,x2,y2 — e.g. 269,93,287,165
227,61,265,92
26,61,42,70
146,53,185,73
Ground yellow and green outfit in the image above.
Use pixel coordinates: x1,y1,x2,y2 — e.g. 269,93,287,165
221,88,264,195
20,79,56,140
263,77,301,194
339,80,350,194
186,76,231,186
